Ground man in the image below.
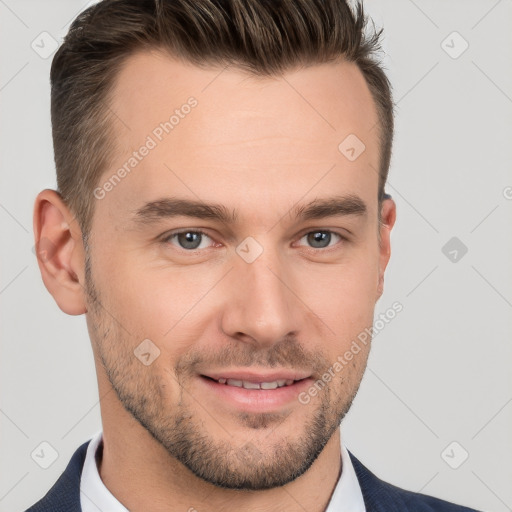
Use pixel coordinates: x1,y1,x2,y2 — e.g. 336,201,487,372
28,0,481,510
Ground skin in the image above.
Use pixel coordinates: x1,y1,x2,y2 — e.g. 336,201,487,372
34,49,396,512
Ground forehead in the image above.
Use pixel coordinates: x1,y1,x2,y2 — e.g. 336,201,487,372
101,49,380,221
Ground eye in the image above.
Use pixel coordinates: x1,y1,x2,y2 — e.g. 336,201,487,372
163,230,214,250
297,230,344,249
160,229,346,253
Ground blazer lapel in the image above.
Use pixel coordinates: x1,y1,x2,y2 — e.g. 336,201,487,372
348,450,407,511
26,440,89,512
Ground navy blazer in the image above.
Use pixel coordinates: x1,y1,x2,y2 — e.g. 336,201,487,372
26,440,481,511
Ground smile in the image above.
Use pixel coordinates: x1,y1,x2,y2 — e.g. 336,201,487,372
198,372,313,412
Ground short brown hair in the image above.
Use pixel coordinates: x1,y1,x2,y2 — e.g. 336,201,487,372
51,0,393,236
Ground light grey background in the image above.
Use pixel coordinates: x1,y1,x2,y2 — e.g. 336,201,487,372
1,1,511,511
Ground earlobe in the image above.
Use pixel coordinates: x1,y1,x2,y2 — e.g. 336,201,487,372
33,189,87,315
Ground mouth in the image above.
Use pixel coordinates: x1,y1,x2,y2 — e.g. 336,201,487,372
197,370,313,412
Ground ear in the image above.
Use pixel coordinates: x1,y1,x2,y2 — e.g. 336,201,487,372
376,198,396,302
33,189,87,315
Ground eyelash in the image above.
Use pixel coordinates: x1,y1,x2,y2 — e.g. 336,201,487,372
160,229,348,253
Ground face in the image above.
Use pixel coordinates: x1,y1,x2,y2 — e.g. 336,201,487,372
82,50,394,490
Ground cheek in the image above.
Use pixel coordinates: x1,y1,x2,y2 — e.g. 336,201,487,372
297,254,379,329
95,253,218,356
94,230,379,344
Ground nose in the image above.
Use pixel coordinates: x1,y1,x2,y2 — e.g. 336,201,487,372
219,245,304,348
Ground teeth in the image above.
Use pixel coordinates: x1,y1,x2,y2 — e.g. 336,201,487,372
218,378,296,389
242,381,261,389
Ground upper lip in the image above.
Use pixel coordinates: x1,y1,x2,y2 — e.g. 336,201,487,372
201,369,312,383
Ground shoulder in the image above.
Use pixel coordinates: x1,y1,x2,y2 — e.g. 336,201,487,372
25,440,90,512
348,451,482,512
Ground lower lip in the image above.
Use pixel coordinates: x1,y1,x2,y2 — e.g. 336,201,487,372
199,376,313,412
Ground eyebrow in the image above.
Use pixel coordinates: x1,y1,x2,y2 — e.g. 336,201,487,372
131,194,367,226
